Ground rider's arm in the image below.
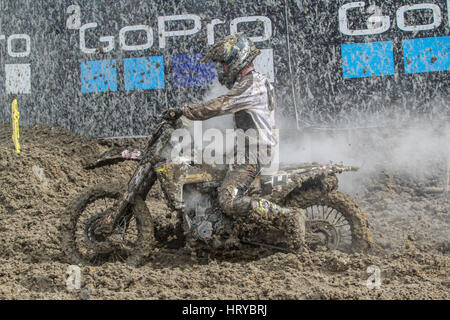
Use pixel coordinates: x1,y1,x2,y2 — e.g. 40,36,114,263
182,74,254,121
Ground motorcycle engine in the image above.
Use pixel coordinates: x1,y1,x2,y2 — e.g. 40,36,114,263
183,184,227,243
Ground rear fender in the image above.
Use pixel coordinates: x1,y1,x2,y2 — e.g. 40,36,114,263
253,169,340,204
253,173,299,203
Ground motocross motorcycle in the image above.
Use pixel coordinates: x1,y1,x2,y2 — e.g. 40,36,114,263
61,112,373,266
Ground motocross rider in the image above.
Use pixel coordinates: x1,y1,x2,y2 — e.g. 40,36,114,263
163,33,305,250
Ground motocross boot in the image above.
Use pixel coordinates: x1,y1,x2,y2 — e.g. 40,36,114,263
249,199,306,251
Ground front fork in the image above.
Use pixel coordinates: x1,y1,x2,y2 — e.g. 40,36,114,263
105,162,157,233
103,122,175,234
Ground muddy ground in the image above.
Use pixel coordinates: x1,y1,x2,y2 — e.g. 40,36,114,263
0,124,448,300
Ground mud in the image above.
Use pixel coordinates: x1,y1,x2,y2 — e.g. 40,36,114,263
0,124,448,300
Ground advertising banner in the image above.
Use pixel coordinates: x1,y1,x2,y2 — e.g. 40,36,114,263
0,0,448,137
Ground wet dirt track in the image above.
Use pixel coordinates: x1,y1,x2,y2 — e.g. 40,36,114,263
0,124,448,299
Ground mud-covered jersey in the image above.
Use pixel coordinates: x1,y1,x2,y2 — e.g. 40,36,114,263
182,70,277,149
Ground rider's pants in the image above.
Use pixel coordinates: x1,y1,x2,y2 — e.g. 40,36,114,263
217,153,305,250
218,162,260,217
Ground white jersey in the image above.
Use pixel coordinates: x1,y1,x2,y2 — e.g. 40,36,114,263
183,70,277,149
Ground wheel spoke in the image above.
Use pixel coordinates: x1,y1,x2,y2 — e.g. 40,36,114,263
296,191,372,254
74,195,132,264
332,212,342,225
328,210,336,224
325,207,334,220
334,214,345,225
335,223,350,228
304,203,357,252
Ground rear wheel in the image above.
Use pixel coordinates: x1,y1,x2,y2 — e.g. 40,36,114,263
61,183,154,266
286,190,372,253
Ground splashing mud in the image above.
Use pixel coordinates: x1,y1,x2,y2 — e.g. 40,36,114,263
0,123,448,299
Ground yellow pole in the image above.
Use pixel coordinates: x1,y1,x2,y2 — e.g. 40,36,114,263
11,98,20,153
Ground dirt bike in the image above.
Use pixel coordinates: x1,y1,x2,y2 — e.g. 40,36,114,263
61,112,373,266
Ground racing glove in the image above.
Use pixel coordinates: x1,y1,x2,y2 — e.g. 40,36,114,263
162,107,183,121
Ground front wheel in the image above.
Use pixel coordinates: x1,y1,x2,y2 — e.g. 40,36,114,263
60,183,154,266
286,190,373,253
